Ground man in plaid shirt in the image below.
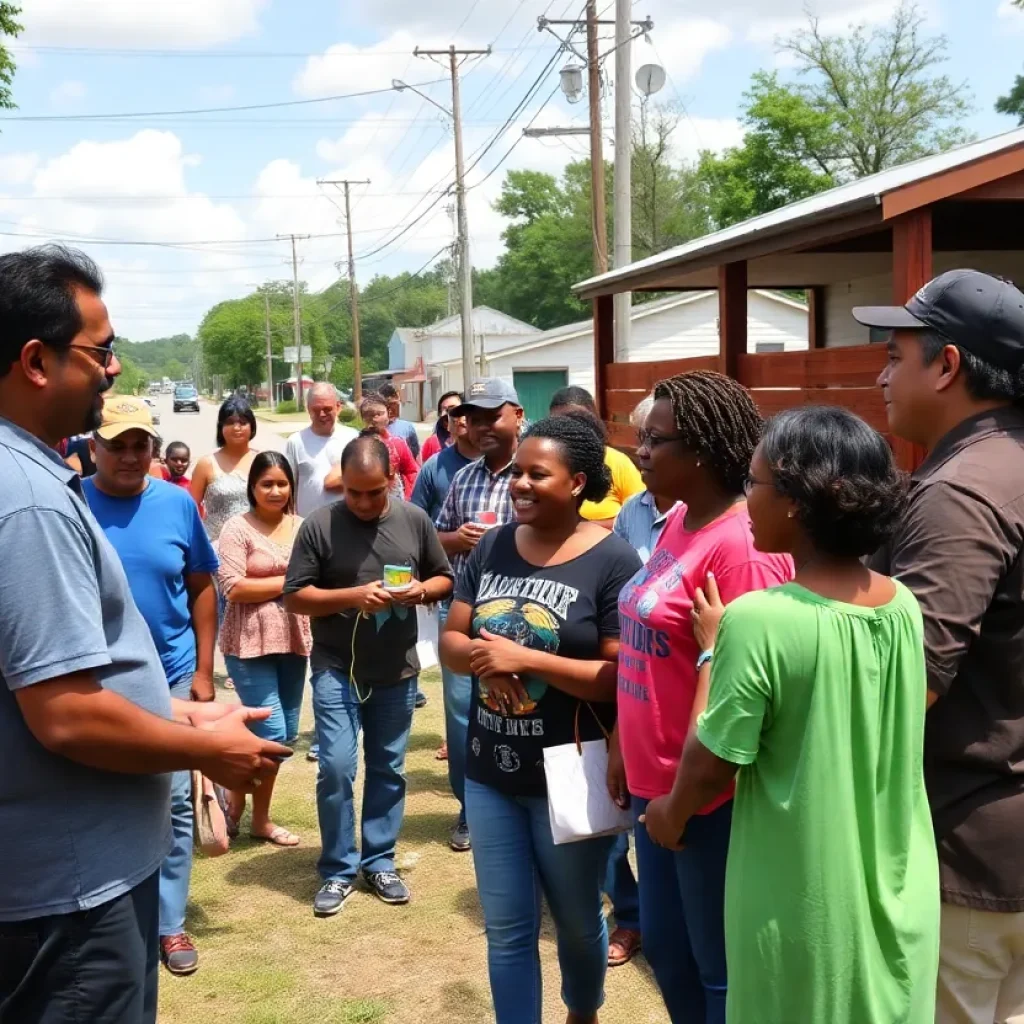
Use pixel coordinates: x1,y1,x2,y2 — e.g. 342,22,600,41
434,378,523,853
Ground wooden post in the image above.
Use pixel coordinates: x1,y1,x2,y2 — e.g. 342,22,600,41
808,287,826,350
593,294,615,420
718,262,748,380
891,208,933,471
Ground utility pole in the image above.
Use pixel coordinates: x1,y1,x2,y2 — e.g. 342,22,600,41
262,290,275,412
586,0,607,275
411,44,490,391
613,0,632,356
319,177,371,401
277,233,310,408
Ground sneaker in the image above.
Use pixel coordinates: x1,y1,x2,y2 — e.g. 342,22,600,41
364,871,410,904
160,934,199,976
306,743,320,763
313,880,353,916
415,690,428,709
449,819,471,852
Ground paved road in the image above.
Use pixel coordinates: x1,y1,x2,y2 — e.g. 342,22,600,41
147,394,288,467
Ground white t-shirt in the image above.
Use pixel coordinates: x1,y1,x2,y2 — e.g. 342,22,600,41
285,424,359,518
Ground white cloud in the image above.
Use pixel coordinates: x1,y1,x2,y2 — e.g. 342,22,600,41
22,0,269,48
49,80,86,109
0,152,39,186
648,18,733,84
294,31,425,98
673,117,745,161
998,1,1024,29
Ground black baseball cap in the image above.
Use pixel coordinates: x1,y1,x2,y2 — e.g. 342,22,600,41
451,378,521,416
852,269,1024,372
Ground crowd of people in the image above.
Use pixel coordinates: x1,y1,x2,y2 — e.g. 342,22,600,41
0,243,1022,1024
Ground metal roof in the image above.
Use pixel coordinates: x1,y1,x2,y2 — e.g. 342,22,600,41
574,127,1024,298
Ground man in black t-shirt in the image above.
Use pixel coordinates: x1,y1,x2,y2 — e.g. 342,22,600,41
284,437,453,916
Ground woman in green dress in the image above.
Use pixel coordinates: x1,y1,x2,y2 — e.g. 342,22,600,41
642,406,940,1024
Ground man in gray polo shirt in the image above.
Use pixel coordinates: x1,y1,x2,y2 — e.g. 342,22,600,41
0,246,292,1024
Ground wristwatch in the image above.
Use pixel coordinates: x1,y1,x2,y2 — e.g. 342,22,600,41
696,649,714,670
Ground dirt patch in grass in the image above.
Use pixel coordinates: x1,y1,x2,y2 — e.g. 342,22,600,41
158,670,669,1023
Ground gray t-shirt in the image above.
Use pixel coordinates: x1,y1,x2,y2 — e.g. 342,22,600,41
0,416,172,922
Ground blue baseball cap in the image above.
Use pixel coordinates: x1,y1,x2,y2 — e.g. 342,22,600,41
451,378,521,415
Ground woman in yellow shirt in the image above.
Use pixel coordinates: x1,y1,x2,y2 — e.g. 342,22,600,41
549,386,644,528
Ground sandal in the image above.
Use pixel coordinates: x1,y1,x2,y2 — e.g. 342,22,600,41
251,826,300,847
215,786,241,839
607,928,641,967
435,742,448,761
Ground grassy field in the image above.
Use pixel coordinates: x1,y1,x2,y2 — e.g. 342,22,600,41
158,669,669,1024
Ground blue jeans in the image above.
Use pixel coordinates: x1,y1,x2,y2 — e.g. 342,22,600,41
159,678,194,937
223,653,307,744
439,601,471,824
311,669,417,882
604,831,641,933
632,797,731,1024
466,778,614,1024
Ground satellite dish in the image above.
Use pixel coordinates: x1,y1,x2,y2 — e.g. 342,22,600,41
635,63,665,97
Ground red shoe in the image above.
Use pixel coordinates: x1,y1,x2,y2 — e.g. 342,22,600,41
607,928,641,967
160,933,199,975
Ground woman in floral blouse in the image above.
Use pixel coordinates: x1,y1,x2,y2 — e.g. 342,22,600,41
218,451,311,846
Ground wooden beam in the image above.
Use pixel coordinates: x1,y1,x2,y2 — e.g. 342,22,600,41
719,262,747,380
890,209,932,472
808,287,825,349
882,144,1024,221
892,209,933,304
593,294,614,420
958,170,1024,200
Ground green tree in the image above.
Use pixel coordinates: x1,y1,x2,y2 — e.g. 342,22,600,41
996,2,1024,124
113,352,148,395
697,1,972,227
199,297,274,389
0,4,21,113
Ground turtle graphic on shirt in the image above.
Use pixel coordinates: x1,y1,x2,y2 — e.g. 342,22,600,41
473,598,560,714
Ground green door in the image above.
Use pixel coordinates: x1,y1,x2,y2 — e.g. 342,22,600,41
513,369,569,424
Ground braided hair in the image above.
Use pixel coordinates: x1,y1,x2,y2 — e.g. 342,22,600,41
522,415,611,506
652,370,763,495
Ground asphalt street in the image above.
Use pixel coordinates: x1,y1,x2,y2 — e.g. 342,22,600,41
147,393,288,469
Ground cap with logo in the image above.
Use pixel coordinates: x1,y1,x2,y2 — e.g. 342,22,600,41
852,269,1024,372
450,378,521,416
96,396,159,440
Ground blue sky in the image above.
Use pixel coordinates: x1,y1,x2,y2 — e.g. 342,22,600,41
3,0,1021,340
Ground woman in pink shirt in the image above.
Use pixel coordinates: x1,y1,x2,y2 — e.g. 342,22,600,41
611,371,793,1024
218,452,312,847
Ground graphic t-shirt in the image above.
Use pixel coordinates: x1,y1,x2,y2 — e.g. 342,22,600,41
617,506,793,803
83,477,219,685
456,525,641,796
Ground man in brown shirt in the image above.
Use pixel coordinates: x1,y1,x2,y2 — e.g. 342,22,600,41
856,269,1024,1024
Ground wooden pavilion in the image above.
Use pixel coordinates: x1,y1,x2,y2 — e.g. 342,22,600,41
574,128,1024,470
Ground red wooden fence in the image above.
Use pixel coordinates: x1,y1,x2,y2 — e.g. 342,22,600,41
604,344,920,470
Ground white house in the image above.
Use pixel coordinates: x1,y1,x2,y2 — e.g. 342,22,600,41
380,306,542,419
433,290,808,422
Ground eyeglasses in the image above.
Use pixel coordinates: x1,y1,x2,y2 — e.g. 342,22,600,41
68,341,116,369
743,474,774,496
637,429,685,450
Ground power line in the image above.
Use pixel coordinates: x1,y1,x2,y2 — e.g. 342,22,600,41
0,79,449,122
9,44,544,59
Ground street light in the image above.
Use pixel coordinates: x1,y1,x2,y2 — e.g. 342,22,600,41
392,78,452,119
559,62,585,104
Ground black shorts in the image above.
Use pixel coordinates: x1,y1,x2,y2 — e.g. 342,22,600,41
0,871,159,1024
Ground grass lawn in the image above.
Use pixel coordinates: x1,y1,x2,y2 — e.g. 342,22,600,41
158,669,669,1024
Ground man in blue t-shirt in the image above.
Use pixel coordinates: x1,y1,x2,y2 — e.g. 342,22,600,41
83,396,218,978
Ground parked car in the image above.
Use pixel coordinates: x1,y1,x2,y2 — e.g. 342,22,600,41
173,384,200,413
142,397,161,425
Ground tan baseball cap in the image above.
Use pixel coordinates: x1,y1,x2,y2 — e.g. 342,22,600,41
96,396,159,440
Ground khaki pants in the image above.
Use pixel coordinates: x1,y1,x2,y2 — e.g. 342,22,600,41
938,903,1024,1024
